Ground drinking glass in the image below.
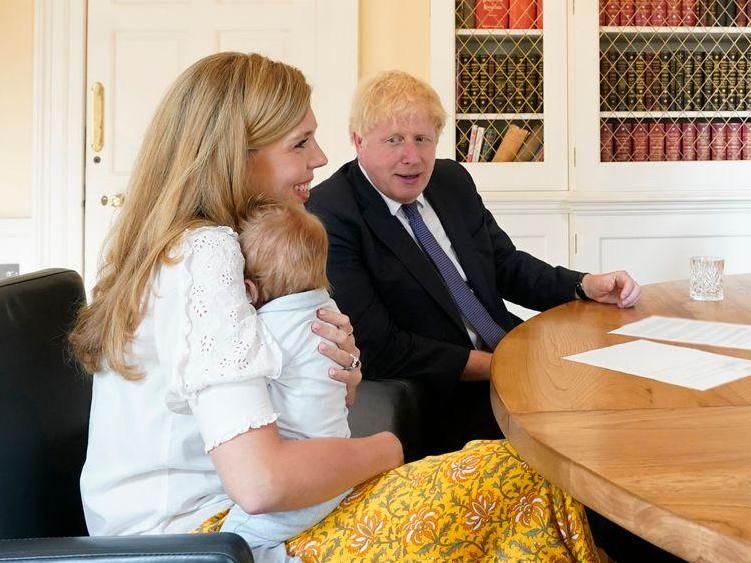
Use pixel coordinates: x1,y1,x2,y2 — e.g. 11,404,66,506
689,256,724,301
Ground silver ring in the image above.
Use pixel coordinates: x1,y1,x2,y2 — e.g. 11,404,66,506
346,353,361,371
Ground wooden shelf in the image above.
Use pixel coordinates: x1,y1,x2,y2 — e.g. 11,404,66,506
601,26,751,36
457,113,544,120
457,28,543,38
601,111,751,119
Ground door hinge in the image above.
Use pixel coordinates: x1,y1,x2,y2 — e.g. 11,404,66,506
574,233,578,255
572,0,575,15
573,147,577,167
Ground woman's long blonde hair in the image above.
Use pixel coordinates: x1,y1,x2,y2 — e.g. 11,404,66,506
70,52,311,379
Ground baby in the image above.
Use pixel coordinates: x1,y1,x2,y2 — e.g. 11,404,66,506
220,196,351,562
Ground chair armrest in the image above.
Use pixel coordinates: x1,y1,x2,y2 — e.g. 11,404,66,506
0,533,252,563
348,378,428,462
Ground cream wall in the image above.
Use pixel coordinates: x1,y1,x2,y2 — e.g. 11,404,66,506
0,0,34,218
359,0,431,81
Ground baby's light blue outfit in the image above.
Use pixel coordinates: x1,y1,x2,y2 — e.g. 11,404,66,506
221,289,351,563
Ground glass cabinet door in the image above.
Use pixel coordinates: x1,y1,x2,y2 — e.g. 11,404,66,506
573,1,751,191
431,0,568,191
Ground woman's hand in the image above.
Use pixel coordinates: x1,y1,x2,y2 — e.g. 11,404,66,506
312,308,362,408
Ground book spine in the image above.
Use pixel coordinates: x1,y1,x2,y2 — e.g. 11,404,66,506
622,1,636,24
529,54,542,113
625,52,638,108
667,0,682,24
684,54,696,110
681,123,697,160
696,0,709,24
727,123,743,160
672,50,686,109
648,122,666,161
651,0,668,25
513,124,543,161
634,54,647,110
719,52,730,110
692,52,705,110
493,55,510,112
492,124,529,161
695,122,711,160
456,0,477,28
738,54,748,110
607,52,621,110
458,53,472,113
682,0,697,24
486,54,499,113
467,124,478,163
479,126,501,162
635,0,652,25
702,53,716,110
727,51,739,110
511,55,527,112
658,51,672,111
601,122,615,161
632,123,650,160
737,0,750,25
604,0,620,25
722,0,736,26
710,52,724,111
616,54,629,111
710,122,726,160
477,54,491,113
614,123,633,161
509,0,535,29
665,123,682,160
456,123,471,161
535,0,543,28
743,123,751,160
476,0,510,29
644,52,658,110
473,126,486,162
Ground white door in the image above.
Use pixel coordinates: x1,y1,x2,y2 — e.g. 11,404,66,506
84,0,357,288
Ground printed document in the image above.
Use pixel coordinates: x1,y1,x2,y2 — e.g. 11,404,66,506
610,315,751,351
563,339,751,390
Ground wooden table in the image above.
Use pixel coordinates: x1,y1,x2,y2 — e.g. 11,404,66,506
490,274,751,562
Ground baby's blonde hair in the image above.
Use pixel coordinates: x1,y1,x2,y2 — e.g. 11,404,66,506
349,70,446,139
239,197,330,306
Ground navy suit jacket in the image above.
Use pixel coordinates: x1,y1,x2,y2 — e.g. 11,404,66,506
307,159,582,394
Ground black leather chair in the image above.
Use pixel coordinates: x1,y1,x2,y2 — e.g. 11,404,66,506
0,269,252,562
0,268,427,562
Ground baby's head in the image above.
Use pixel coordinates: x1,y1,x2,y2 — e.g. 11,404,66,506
238,196,330,307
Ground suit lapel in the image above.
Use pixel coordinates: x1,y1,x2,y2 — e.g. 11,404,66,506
348,164,467,334
425,181,500,317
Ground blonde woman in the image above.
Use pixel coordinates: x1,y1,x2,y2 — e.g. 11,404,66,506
72,52,600,562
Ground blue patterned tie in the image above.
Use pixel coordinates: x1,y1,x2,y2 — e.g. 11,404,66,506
401,202,505,350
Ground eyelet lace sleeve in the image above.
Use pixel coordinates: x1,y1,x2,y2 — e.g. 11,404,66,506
164,227,283,444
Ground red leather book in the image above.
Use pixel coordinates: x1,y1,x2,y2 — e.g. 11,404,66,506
737,0,750,25
742,123,751,159
535,0,543,28
665,123,681,160
635,0,652,24
726,123,743,160
476,0,510,29
681,123,697,160
603,0,619,25
710,122,726,160
682,0,698,24
601,122,615,162
509,0,535,28
648,123,666,161
695,122,711,160
651,0,668,25
614,123,633,161
621,1,636,24
667,0,682,24
632,123,650,160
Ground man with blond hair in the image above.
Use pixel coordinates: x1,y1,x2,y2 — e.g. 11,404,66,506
308,70,641,455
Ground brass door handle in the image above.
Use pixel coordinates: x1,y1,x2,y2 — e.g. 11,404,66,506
100,193,125,207
92,82,104,152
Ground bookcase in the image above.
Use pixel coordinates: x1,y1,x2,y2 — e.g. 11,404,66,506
431,0,751,305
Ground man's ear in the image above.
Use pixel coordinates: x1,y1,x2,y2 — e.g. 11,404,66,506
352,132,364,154
244,279,259,305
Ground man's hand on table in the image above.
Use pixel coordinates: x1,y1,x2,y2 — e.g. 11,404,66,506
581,271,641,308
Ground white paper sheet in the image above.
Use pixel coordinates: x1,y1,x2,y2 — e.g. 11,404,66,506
609,315,751,350
563,339,751,390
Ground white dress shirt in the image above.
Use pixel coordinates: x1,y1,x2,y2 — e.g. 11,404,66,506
359,163,482,348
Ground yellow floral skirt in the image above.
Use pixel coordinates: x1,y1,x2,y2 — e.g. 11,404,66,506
196,440,600,562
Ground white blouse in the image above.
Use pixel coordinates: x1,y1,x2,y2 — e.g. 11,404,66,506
80,226,283,536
